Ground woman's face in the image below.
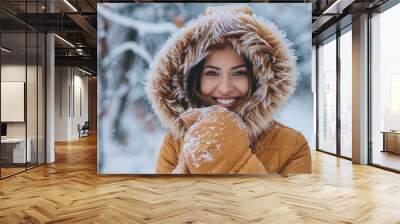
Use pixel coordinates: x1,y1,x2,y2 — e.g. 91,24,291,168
200,47,250,110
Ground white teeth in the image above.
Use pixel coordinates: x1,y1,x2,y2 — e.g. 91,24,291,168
216,98,235,105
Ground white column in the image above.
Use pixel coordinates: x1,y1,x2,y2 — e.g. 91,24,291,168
46,32,55,163
312,45,317,150
352,14,369,164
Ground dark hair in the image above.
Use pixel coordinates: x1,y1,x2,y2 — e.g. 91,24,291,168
186,45,257,112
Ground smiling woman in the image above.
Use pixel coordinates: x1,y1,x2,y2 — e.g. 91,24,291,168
145,5,312,175
190,46,254,112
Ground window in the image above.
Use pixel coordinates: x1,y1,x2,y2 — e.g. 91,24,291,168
340,28,352,158
318,36,337,155
370,3,400,171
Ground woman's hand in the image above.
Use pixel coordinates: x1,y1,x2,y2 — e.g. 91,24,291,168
179,106,251,174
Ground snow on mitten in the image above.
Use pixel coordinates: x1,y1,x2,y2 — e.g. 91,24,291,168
180,105,253,174
170,109,203,174
172,151,190,174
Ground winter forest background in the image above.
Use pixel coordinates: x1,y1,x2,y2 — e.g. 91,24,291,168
97,3,312,174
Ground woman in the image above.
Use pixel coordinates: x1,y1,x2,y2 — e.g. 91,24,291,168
146,5,311,176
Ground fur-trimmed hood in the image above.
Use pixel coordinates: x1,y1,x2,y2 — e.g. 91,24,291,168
146,5,297,144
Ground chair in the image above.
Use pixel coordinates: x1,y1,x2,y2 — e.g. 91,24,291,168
79,121,90,138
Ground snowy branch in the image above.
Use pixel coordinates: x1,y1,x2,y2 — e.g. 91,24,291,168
98,5,178,35
103,41,152,66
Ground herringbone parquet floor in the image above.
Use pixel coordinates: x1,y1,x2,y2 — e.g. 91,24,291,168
1,134,400,223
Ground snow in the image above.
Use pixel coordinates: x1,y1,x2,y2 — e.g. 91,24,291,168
103,41,152,66
98,4,178,36
196,149,213,167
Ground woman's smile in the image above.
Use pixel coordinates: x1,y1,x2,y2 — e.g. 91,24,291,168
212,96,242,108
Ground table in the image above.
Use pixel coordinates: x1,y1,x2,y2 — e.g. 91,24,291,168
381,131,400,154
1,138,32,163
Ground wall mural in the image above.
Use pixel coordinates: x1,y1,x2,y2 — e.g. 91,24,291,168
98,3,312,175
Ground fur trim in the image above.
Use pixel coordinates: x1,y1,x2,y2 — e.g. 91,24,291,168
145,5,297,144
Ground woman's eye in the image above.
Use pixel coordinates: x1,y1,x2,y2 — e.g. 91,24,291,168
205,71,218,76
233,71,247,77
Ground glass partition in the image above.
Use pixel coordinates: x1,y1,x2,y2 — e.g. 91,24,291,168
1,30,28,178
0,1,46,179
371,3,400,171
38,32,45,165
27,30,38,169
339,28,352,158
317,36,337,155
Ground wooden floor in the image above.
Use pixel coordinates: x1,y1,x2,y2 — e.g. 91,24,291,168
1,163,45,178
0,167,26,178
372,150,400,171
1,135,400,223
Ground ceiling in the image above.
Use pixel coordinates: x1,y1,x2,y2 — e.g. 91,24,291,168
309,0,390,43
0,0,394,75
0,0,97,74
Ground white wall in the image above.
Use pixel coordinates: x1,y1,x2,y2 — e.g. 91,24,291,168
1,65,38,138
54,66,89,141
55,66,69,141
1,65,26,140
72,72,89,138
1,63,46,164
1,82,25,122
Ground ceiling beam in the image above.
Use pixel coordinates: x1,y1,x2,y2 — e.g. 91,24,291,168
55,55,96,72
67,13,97,45
323,0,356,14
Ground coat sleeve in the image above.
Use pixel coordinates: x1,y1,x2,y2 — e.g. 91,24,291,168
230,150,267,174
156,133,179,174
280,132,312,177
186,145,268,174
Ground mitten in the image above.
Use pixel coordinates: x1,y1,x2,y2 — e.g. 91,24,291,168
180,106,257,174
